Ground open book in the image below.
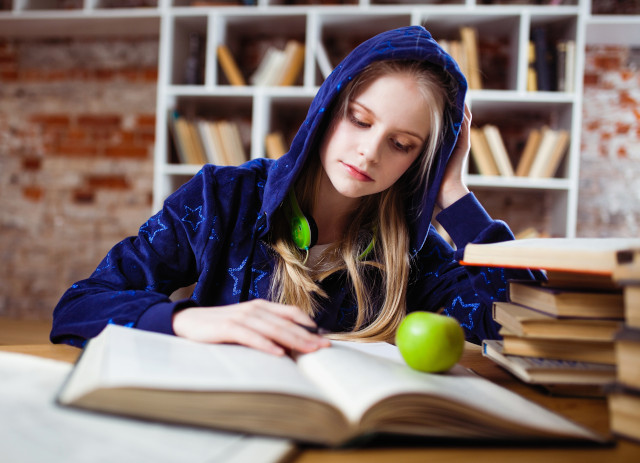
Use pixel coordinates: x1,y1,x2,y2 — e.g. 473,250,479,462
57,325,605,446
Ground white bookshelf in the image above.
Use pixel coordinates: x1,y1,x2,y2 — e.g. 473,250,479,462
1,0,636,238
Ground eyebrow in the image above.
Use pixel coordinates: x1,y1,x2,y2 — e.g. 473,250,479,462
350,100,426,144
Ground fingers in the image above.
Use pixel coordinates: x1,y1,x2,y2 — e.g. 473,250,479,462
172,300,331,356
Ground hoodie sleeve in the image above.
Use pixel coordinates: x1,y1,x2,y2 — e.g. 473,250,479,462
50,167,222,347
407,192,539,344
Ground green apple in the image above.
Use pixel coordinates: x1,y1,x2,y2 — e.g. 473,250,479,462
395,312,465,373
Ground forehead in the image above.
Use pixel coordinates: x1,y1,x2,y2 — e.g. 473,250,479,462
351,73,431,137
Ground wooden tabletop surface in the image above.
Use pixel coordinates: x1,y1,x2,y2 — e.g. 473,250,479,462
2,317,639,462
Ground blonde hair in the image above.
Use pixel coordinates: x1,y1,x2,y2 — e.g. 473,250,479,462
270,59,454,342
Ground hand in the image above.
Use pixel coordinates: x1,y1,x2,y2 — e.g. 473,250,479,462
172,299,331,356
437,103,471,210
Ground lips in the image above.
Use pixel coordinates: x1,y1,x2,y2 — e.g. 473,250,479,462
341,162,373,182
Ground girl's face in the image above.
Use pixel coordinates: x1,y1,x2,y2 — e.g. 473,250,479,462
319,73,431,203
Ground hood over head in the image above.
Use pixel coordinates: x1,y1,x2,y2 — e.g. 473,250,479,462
260,25,467,254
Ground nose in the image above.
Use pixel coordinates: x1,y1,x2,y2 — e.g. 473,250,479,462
358,130,384,163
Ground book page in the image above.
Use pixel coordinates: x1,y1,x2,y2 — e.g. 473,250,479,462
1,351,295,463
99,325,325,401
296,341,600,440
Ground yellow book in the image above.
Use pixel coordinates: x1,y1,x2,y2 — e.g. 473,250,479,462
217,44,246,86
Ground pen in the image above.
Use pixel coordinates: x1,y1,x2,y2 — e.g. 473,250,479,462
296,323,332,336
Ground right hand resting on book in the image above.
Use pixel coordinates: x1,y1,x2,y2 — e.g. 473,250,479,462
172,300,331,356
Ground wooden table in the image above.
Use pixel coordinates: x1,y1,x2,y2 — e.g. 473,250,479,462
2,318,639,462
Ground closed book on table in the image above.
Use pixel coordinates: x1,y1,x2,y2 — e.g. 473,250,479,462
508,281,624,320
462,237,640,275
500,329,616,365
483,339,615,386
493,301,622,341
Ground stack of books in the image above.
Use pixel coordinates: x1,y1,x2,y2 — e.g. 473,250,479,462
461,238,640,397
608,248,640,442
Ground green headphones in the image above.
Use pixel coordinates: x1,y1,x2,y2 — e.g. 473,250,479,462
286,189,318,252
286,189,375,260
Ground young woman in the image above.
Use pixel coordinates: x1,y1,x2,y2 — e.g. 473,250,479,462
51,26,535,354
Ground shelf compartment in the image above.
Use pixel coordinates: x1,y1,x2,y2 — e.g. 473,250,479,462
472,188,570,238
215,12,307,87
421,12,520,91
170,15,207,86
167,94,253,166
468,98,573,180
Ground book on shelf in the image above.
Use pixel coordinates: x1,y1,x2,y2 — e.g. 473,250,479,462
250,40,305,87
217,44,247,86
265,131,288,159
482,339,616,387
279,40,305,86
515,128,542,177
469,127,500,176
482,124,514,177
56,325,605,446
216,120,247,166
461,237,640,275
556,40,576,93
459,26,482,90
197,120,228,166
508,280,625,320
168,111,207,165
499,329,616,365
493,301,622,341
184,33,204,85
527,41,537,92
527,127,570,179
170,113,247,167
531,26,553,92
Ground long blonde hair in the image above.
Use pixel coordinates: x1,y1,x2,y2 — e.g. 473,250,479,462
270,60,454,342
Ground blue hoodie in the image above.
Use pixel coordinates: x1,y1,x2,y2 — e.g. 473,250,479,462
51,26,534,347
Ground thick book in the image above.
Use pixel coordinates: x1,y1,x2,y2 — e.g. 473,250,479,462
508,281,625,320
482,340,616,386
56,325,604,446
615,327,640,390
461,237,640,275
500,330,615,365
614,248,640,283
607,385,640,443
493,301,622,341
623,285,640,328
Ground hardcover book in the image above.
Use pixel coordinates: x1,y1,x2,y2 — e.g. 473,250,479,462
56,325,604,446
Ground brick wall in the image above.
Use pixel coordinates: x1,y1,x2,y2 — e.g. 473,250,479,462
0,37,158,320
579,45,640,237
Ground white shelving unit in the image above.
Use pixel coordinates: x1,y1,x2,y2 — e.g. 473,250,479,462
1,0,637,238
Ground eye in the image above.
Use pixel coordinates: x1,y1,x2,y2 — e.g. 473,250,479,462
350,116,370,128
391,139,413,153
348,111,370,129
